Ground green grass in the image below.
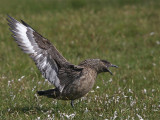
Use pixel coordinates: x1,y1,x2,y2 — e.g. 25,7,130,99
0,0,160,119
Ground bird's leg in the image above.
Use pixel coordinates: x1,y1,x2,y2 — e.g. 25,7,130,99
71,100,74,108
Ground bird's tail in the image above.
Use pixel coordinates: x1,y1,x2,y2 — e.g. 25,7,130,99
37,89,60,98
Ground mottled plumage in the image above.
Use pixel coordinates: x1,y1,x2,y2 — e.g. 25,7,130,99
7,16,118,107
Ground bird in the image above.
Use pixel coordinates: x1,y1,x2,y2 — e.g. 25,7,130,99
7,16,118,107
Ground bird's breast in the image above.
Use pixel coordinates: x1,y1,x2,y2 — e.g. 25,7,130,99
61,68,97,100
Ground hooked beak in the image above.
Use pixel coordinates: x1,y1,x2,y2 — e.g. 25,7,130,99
107,64,118,75
111,64,118,68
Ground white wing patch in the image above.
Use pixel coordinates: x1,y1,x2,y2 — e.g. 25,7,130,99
15,22,35,54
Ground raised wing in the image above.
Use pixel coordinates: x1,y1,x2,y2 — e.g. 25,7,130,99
7,16,78,92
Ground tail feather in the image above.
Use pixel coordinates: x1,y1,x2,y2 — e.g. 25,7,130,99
37,89,60,98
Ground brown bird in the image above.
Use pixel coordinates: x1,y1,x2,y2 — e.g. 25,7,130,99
7,16,118,107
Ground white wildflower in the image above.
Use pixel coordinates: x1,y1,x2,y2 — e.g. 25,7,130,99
113,111,118,120
131,117,135,120
37,117,40,120
8,80,11,86
38,81,42,84
84,107,88,113
136,108,139,111
128,89,133,93
90,90,94,93
18,76,25,81
122,92,128,98
152,63,156,66
71,41,74,44
106,94,109,98
152,89,155,92
130,100,136,107
153,109,158,112
62,113,76,119
69,113,76,119
12,95,16,101
137,114,144,120
156,41,160,45
81,96,87,101
109,78,112,82
34,93,38,99
96,86,100,89
116,96,120,103
32,86,37,92
150,32,155,36
143,89,147,94
2,76,6,79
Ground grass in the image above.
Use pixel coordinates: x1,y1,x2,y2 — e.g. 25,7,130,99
0,0,160,119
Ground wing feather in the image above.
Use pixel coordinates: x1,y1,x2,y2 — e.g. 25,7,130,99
7,16,67,92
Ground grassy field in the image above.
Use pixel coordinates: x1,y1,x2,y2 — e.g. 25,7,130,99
0,0,160,119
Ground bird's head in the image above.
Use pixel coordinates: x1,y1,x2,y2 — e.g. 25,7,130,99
79,59,118,75
98,59,118,75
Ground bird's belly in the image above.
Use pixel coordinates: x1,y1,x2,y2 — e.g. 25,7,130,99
60,73,96,100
